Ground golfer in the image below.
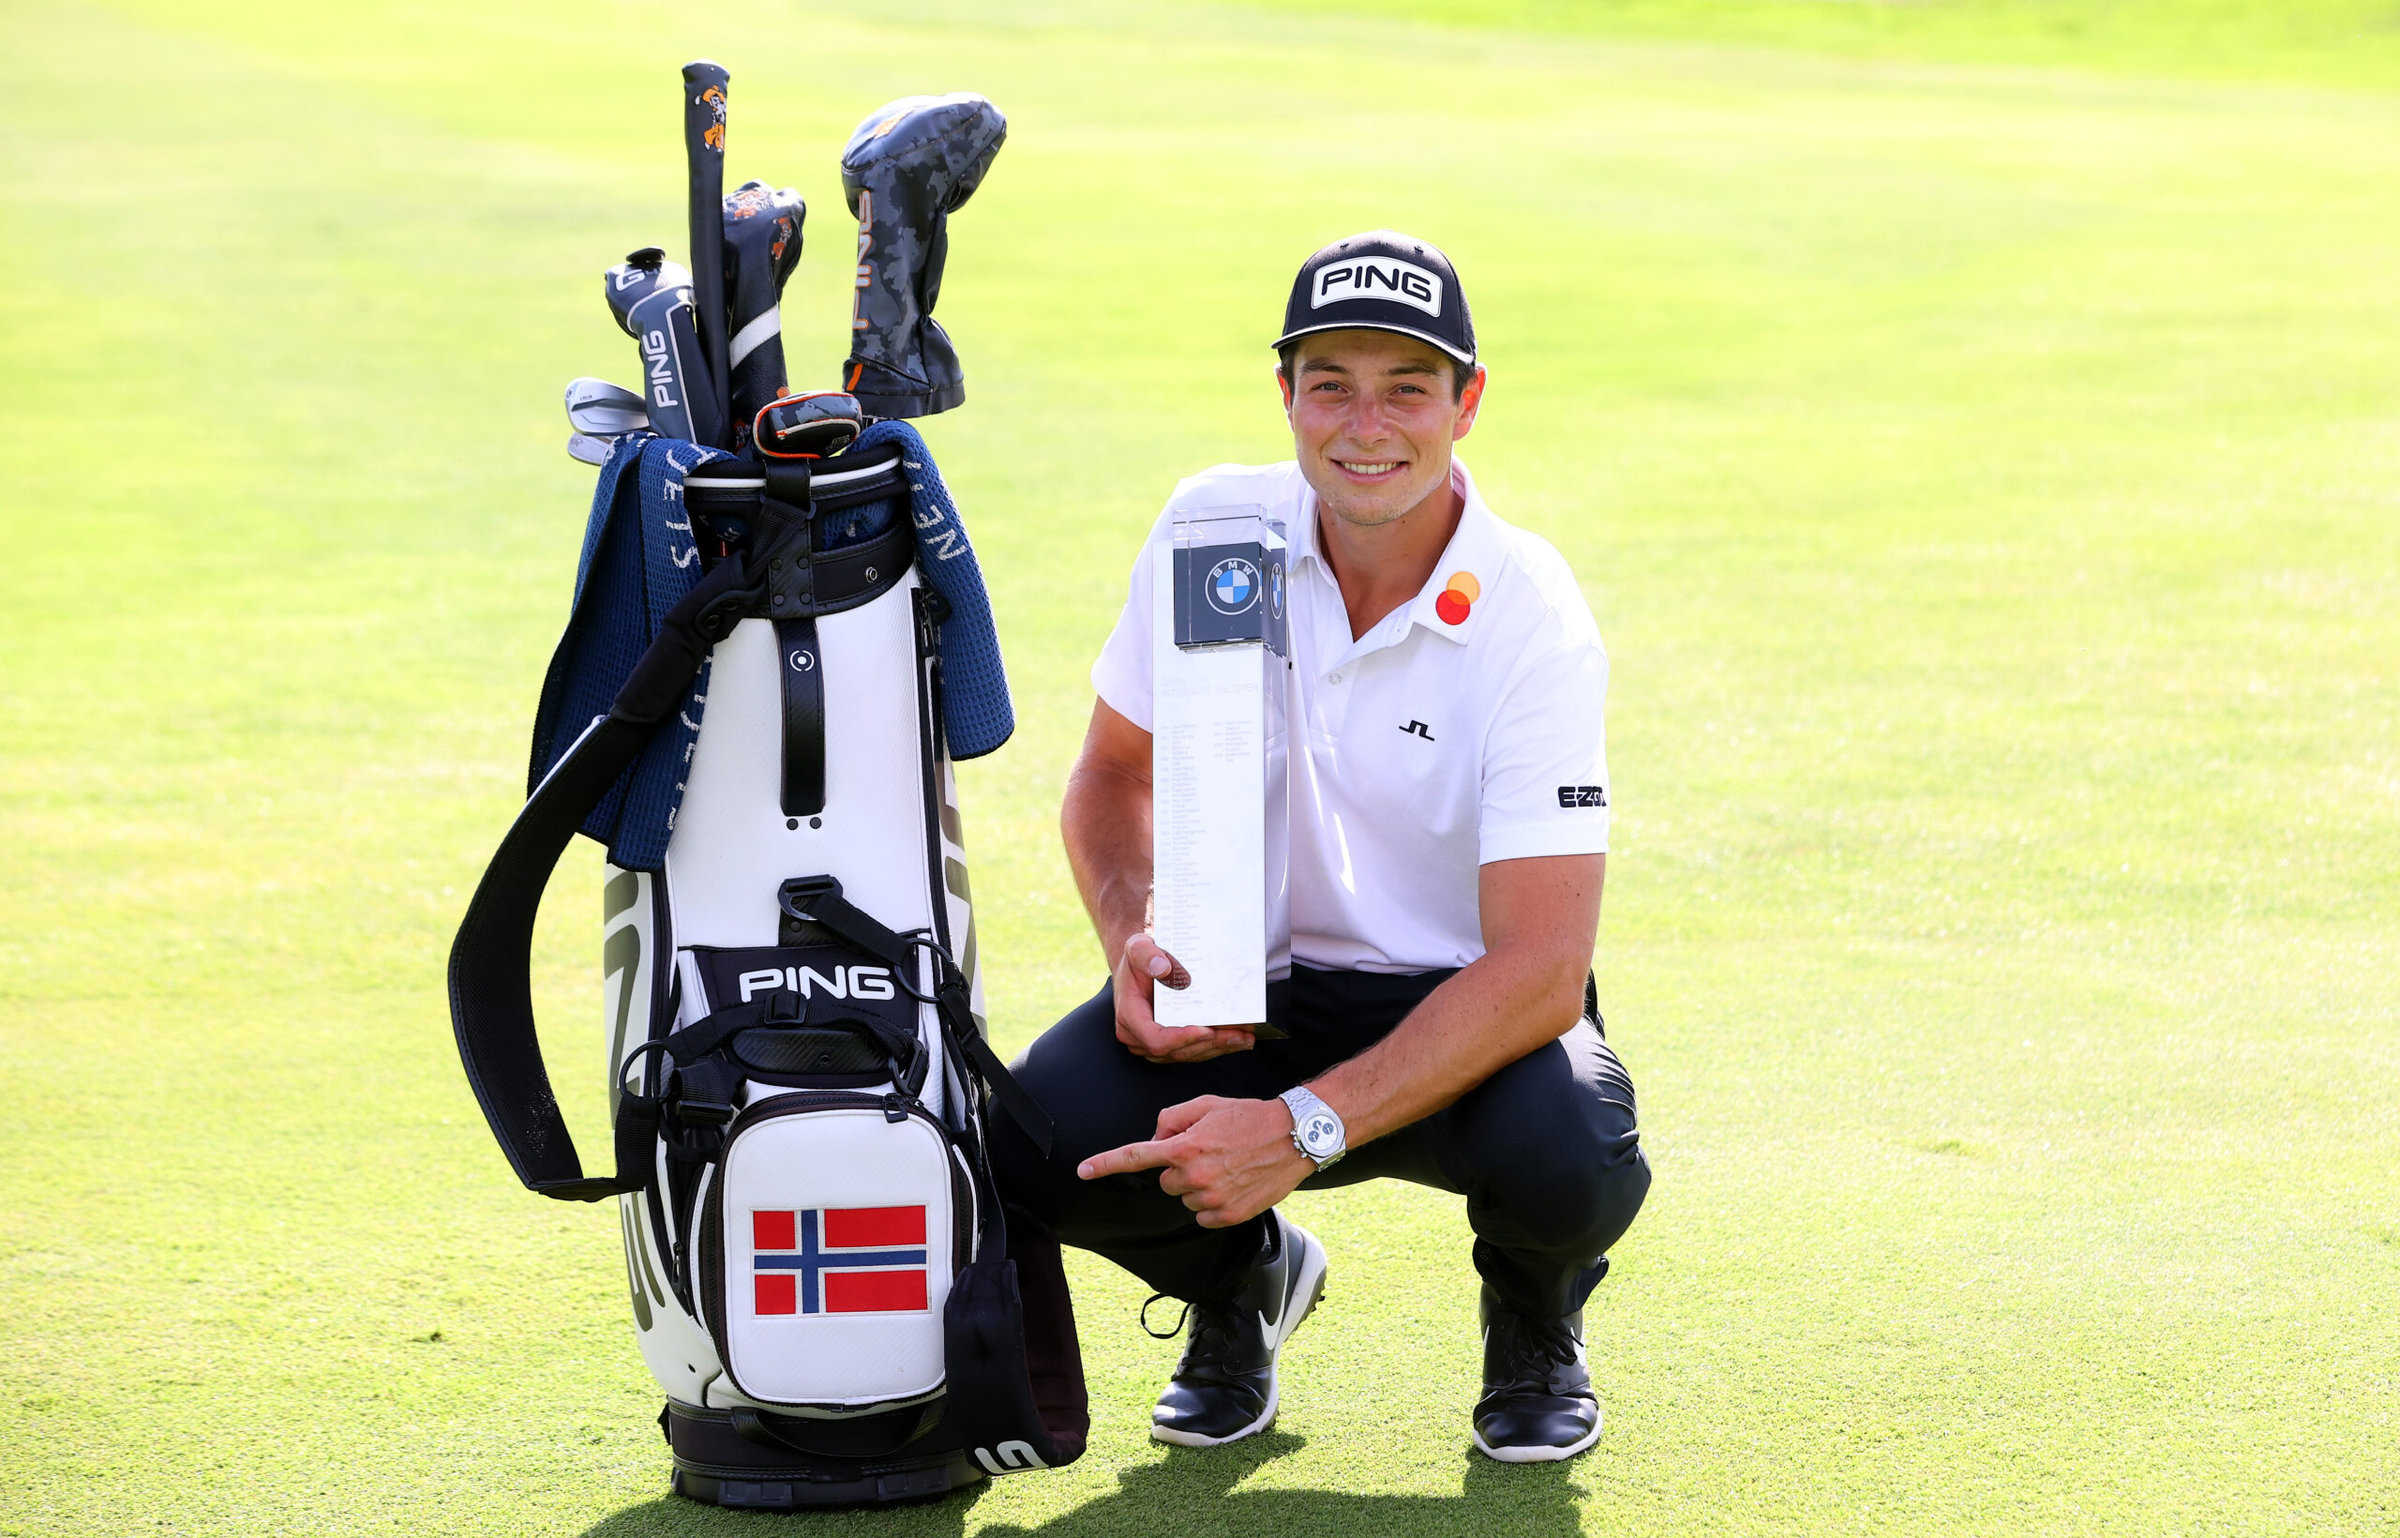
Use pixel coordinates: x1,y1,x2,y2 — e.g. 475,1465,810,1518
989,232,1650,1462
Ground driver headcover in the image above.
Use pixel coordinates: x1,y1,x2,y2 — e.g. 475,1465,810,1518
840,93,1006,418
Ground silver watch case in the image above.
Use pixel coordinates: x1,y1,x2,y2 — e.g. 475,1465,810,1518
1280,1086,1347,1169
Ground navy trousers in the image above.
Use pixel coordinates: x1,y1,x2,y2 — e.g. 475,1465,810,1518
987,965,1650,1318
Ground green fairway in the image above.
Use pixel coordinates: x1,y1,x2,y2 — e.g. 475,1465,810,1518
4,1,2396,1533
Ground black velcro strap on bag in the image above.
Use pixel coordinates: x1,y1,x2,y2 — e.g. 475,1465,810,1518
448,558,750,1201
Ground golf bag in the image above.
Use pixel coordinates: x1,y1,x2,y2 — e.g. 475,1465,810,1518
448,422,1087,1508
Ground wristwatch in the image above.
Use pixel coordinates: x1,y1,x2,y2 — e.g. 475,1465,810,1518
1278,1086,1347,1171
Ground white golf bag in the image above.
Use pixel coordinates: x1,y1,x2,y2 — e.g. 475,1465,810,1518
449,434,1085,1508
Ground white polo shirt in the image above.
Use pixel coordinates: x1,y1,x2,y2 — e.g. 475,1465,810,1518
1090,457,1611,975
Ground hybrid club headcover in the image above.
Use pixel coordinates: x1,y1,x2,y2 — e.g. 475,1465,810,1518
839,93,1006,419
604,249,718,447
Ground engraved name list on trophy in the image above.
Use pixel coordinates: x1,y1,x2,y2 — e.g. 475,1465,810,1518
1150,503,1290,1028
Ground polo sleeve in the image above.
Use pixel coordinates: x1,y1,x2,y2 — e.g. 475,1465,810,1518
1478,636,1611,864
1087,507,1173,732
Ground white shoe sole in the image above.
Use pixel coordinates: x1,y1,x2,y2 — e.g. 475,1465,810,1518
1471,1405,1603,1463
1150,1224,1329,1449
1150,1402,1278,1449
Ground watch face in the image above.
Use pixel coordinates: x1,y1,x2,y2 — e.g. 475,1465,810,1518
1300,1112,1342,1156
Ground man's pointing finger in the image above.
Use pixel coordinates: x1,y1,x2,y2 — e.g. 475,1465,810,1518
1077,1140,1175,1181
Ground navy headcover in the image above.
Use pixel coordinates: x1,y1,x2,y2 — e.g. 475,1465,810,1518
528,420,1012,872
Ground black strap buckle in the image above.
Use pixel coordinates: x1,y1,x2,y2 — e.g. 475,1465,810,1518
777,874,845,928
672,1098,737,1129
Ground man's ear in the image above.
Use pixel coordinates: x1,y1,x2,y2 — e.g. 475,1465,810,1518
1276,368,1294,414
1452,366,1488,442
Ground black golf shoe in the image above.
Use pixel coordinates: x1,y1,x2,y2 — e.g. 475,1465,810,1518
1149,1213,1329,1447
1472,1284,1601,1462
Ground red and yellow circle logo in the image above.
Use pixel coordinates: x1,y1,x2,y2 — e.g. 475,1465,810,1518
1435,570,1479,625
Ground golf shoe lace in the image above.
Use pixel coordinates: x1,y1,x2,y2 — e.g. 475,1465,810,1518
1488,1310,1580,1385
1141,1292,1246,1375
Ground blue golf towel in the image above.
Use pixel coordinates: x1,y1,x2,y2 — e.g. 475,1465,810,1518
527,421,1013,872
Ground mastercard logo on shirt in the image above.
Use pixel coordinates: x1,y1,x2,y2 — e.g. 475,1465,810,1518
1435,570,1480,626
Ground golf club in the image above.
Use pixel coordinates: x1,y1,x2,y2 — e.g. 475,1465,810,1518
681,61,732,447
565,377,650,437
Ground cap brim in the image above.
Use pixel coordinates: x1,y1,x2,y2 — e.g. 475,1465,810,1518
1271,320,1476,367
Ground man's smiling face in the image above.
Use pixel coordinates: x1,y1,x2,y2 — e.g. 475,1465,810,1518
1281,329,1485,532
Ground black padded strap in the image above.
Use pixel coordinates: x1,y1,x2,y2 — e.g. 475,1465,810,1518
775,617,826,816
447,558,750,1201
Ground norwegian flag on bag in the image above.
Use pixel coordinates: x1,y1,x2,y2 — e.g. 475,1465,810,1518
752,1206,931,1315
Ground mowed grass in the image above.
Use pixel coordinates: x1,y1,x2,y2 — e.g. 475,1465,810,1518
3,2,2397,1533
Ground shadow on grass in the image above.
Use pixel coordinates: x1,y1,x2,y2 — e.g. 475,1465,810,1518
978,1434,1588,1538
583,1431,1587,1536
583,1480,982,1538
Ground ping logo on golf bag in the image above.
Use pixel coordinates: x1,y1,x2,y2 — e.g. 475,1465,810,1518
753,1206,929,1315
734,963,898,1004
973,1441,1046,1475
1312,255,1442,316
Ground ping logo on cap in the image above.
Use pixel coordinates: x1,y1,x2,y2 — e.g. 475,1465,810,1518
1313,255,1443,317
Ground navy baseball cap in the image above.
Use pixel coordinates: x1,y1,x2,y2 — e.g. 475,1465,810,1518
1273,230,1476,366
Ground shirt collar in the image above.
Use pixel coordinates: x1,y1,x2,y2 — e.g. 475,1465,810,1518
1289,460,1505,646
1289,468,1332,578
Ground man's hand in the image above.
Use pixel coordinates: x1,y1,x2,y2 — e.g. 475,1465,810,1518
1112,931,1255,1063
1076,1095,1312,1227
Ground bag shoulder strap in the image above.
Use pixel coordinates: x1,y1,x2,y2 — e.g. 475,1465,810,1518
448,559,753,1200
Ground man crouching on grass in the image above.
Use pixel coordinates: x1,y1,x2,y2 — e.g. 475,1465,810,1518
988,232,1650,1462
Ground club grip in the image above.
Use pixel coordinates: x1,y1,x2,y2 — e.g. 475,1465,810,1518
681,61,731,447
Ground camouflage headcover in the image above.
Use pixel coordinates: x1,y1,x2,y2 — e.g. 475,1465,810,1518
840,93,1007,419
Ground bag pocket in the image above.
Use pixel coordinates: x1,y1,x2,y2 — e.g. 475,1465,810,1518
696,1091,975,1415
